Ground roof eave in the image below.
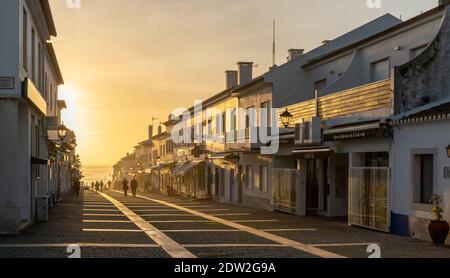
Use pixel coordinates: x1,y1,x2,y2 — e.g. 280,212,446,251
40,0,57,37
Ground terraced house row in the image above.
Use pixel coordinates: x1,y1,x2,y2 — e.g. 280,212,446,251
0,0,79,234
113,1,450,243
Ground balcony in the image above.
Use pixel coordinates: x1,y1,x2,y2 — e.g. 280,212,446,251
279,79,392,126
225,127,272,151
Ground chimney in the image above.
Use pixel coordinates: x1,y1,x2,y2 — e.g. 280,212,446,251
237,62,253,85
148,125,153,139
287,49,304,61
158,124,162,134
225,70,238,89
439,0,450,6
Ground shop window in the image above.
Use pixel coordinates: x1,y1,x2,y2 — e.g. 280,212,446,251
413,153,434,205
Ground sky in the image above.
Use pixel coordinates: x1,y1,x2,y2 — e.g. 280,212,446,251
49,0,438,166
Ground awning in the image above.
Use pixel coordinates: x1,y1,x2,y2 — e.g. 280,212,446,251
31,156,49,165
292,146,331,154
209,153,239,160
177,160,204,176
324,121,384,141
171,162,188,177
149,161,175,172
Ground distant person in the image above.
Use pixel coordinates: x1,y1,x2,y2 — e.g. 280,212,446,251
122,178,129,197
100,181,104,192
73,179,81,197
131,177,138,197
91,182,95,190
107,180,112,190
95,181,100,191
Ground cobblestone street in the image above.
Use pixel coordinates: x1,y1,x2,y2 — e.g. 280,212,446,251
0,189,449,258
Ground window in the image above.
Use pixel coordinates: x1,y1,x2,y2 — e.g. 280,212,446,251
410,45,427,59
215,113,222,136
245,106,255,129
246,165,254,189
370,58,390,82
31,28,35,81
50,84,53,110
207,117,212,137
222,112,226,133
260,101,271,127
38,44,42,91
44,73,48,102
23,8,28,70
412,152,435,206
314,79,327,96
259,166,268,192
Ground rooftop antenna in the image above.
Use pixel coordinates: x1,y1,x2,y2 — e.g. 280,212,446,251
272,19,276,67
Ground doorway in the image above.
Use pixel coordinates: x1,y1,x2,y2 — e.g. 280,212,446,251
230,169,235,203
207,167,212,196
306,158,319,211
214,168,220,197
237,166,243,203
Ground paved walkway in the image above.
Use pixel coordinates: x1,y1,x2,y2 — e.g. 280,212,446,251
0,189,449,258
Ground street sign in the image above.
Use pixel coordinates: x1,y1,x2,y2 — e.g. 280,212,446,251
444,166,450,179
0,77,14,89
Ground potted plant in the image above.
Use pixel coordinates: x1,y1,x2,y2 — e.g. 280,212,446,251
428,194,449,246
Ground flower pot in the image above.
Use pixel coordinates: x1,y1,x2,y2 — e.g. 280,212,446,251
428,221,449,246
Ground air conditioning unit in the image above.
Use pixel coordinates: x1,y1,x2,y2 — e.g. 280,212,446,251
295,116,322,145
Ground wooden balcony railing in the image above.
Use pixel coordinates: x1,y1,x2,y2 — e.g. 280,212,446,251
279,79,393,126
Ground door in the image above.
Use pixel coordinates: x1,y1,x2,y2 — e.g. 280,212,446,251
215,168,220,197
230,169,235,203
220,169,225,197
349,167,389,232
207,167,212,196
237,166,243,203
306,159,319,211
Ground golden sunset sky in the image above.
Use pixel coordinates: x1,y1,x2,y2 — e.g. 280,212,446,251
49,0,437,166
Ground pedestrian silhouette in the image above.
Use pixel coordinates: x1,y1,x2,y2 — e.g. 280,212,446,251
95,181,100,191
123,178,129,196
100,181,104,192
131,177,138,197
73,179,81,197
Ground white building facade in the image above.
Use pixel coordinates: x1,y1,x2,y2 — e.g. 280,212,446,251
0,0,69,234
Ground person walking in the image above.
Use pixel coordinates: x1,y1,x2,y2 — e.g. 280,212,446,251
131,177,138,197
95,181,99,191
100,180,104,192
122,178,129,197
107,180,112,191
91,182,95,190
73,179,81,197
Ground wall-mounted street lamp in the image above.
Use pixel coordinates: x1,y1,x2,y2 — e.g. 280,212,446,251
57,123,68,141
280,108,293,128
69,140,77,151
446,145,450,158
